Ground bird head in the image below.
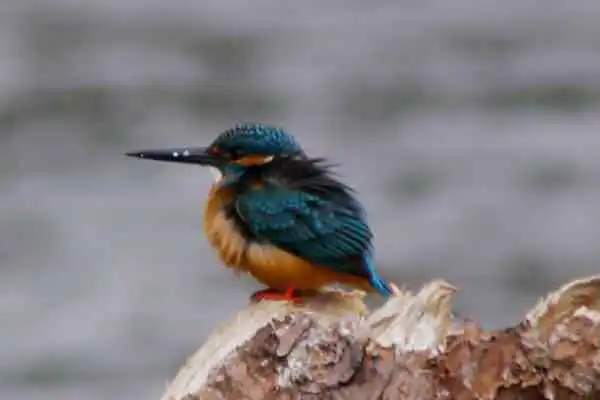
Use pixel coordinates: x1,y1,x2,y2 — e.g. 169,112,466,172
126,123,305,185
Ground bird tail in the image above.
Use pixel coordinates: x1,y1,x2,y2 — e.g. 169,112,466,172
364,254,393,297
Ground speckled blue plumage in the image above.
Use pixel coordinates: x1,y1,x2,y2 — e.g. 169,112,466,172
236,188,368,262
211,123,303,157
234,183,391,296
212,124,393,296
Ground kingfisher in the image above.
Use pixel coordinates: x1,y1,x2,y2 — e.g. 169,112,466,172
126,123,393,301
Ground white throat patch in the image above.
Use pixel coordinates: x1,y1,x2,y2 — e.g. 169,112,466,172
208,166,223,183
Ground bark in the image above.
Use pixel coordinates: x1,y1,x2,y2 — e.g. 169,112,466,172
161,276,600,400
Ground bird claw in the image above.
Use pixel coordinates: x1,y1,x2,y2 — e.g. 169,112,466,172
251,288,302,303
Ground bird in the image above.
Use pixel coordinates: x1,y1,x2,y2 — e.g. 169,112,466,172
126,123,393,301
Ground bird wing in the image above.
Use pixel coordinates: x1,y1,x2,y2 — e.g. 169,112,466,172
234,186,373,278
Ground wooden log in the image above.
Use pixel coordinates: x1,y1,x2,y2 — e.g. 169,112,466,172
161,276,600,399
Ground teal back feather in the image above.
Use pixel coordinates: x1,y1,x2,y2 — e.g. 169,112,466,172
236,188,370,266
230,157,392,296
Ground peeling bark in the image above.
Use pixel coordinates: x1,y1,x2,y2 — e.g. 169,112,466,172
161,276,600,400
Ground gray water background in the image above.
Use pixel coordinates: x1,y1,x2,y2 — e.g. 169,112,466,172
2,1,600,399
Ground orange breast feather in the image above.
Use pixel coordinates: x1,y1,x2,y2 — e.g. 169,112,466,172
204,185,373,291
203,185,249,270
245,243,373,291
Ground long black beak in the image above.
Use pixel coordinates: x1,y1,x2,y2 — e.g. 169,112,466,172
126,147,217,166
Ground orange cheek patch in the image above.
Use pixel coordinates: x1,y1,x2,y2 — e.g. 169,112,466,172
234,155,274,166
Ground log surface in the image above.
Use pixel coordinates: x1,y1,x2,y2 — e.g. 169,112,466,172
161,277,600,400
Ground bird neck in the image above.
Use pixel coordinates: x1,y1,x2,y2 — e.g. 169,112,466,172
211,164,269,203
215,164,249,188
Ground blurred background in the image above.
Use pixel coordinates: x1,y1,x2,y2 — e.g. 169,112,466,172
2,0,600,399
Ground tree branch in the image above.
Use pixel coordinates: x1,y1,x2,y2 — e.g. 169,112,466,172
161,276,600,399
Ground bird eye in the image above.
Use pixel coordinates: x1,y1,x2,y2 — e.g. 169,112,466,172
209,146,241,160
227,149,241,159
210,147,231,158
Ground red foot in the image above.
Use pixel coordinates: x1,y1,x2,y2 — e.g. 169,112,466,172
251,288,302,303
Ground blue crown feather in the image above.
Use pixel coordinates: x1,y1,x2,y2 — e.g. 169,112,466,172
212,123,303,157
